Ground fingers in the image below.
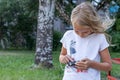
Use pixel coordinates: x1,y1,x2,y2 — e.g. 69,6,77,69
63,55,70,64
66,55,74,62
60,56,91,70
75,61,88,70
60,55,73,64
75,58,91,70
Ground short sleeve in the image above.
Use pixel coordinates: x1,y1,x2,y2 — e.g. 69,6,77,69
60,31,70,48
99,34,109,51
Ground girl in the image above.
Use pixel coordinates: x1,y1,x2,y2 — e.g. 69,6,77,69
59,2,112,80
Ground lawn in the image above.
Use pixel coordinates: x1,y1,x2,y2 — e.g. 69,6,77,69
0,50,120,80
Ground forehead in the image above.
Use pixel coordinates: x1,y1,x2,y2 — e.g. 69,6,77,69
73,22,90,30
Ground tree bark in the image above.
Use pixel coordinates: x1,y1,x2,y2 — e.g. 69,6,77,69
77,0,87,5
35,0,55,68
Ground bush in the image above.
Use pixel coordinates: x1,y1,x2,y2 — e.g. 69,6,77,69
109,31,120,52
116,19,120,31
53,31,63,51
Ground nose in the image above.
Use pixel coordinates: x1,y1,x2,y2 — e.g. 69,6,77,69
78,33,84,37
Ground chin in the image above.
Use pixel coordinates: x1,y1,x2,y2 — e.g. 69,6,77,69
80,36,86,38
80,35,88,38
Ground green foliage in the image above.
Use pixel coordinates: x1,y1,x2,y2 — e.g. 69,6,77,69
53,31,63,51
116,19,120,31
0,0,38,49
64,2,75,16
109,31,120,52
0,0,120,51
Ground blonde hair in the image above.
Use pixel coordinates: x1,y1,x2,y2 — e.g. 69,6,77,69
71,2,112,44
71,2,105,33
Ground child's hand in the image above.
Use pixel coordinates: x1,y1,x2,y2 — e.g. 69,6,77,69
75,58,92,70
59,55,74,64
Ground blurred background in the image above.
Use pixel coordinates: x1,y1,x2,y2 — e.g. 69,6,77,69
0,0,120,51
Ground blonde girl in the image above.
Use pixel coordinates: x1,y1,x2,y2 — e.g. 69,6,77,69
59,2,112,80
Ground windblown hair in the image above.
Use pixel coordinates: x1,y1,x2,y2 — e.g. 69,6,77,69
71,2,112,44
71,2,105,33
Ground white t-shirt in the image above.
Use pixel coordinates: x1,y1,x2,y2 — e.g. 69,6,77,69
60,30,109,80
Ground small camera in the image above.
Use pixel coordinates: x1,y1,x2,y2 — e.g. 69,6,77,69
67,60,76,67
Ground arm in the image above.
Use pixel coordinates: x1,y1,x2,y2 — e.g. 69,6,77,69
90,48,112,71
75,48,112,72
59,45,73,64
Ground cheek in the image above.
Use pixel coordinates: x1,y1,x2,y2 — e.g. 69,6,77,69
85,32,93,36
75,31,79,35
84,32,90,35
83,32,91,37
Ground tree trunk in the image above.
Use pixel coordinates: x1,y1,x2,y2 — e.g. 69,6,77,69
35,0,55,68
77,0,87,5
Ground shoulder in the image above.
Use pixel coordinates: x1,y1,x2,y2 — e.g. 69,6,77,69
60,30,74,47
94,33,106,39
94,33,108,43
63,30,74,37
90,33,106,43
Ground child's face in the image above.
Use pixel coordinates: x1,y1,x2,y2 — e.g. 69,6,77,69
73,23,93,38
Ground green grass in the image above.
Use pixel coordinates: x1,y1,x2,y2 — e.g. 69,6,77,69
0,50,63,80
0,50,120,80
110,53,120,79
